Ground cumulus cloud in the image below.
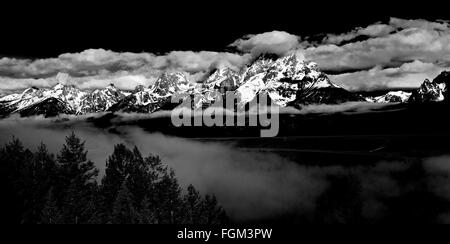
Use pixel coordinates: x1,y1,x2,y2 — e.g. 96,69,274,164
323,23,395,45
163,51,250,73
2,17,450,93
291,17,450,90
0,77,53,91
0,49,250,91
0,72,155,91
230,30,301,57
305,17,450,74
389,17,450,31
330,60,449,91
0,49,154,78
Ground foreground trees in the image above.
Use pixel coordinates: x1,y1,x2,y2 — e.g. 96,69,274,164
0,133,227,224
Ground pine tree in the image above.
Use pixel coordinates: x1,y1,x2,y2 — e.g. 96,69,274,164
0,137,33,223
56,132,99,224
101,144,134,212
22,143,57,223
33,142,57,180
111,181,139,224
1,137,230,224
138,197,156,224
201,194,228,224
40,189,63,224
154,169,183,224
81,193,102,224
183,184,202,224
125,147,157,207
61,181,101,224
57,131,98,187
1,137,30,179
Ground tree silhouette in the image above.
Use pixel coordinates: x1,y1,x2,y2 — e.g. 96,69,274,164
0,134,228,224
111,181,139,224
183,184,202,224
0,137,33,223
101,144,134,215
39,188,63,224
22,143,57,223
56,132,99,223
201,194,228,224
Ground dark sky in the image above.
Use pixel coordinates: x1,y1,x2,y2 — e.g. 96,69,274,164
0,0,448,58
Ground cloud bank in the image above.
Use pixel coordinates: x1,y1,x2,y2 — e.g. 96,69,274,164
306,18,450,72
1,17,450,92
0,50,251,91
329,60,445,91
305,17,450,90
230,30,301,57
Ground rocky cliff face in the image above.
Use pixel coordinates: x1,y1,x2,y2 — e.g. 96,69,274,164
409,71,449,103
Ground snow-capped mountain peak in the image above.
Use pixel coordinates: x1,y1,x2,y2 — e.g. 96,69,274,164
52,83,66,90
153,72,192,97
79,84,128,113
204,67,240,93
235,52,351,107
367,91,412,103
409,72,448,103
4,57,448,118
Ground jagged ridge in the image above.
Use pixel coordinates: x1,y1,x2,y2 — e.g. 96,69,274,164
1,54,449,118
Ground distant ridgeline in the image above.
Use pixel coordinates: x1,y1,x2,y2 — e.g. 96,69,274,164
0,53,449,118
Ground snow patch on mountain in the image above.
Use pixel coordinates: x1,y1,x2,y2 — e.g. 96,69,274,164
236,53,345,107
367,91,412,103
409,73,449,103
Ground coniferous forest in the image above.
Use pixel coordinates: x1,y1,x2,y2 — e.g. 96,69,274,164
0,132,228,224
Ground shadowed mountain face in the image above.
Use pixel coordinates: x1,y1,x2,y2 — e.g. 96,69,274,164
409,71,449,103
18,97,73,117
434,71,450,95
289,86,365,107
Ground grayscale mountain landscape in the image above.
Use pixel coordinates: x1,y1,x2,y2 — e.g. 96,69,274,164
2,12,450,227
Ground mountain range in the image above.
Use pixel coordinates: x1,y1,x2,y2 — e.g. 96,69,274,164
0,53,448,118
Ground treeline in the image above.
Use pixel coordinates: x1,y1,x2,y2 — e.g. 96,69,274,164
0,132,228,224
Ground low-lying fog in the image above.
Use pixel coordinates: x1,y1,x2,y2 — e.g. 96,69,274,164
1,116,450,223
